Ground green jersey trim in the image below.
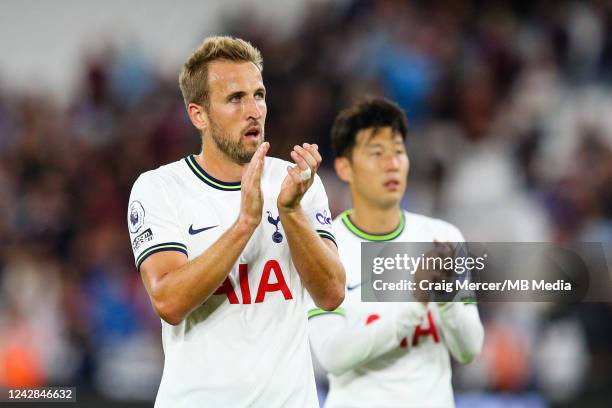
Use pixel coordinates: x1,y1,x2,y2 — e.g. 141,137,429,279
339,209,405,241
308,307,346,319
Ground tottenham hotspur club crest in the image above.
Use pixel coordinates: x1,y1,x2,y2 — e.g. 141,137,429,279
266,211,283,243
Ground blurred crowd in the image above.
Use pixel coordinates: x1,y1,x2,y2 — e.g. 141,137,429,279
1,0,612,406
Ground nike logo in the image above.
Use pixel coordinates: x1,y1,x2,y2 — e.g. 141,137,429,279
347,283,362,291
188,225,218,235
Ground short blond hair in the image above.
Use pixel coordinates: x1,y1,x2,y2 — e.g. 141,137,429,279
179,36,263,108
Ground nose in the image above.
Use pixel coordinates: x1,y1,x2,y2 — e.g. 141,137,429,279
245,96,263,121
383,152,400,172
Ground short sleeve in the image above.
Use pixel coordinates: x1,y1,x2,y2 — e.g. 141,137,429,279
127,173,188,271
304,290,346,320
301,174,337,247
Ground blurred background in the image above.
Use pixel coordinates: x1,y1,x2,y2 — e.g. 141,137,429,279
1,0,612,406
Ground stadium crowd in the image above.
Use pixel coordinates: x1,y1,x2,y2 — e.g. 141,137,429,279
1,0,611,406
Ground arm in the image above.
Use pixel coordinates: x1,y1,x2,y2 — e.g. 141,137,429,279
139,142,270,325
308,304,427,376
418,233,483,363
437,302,484,364
280,209,345,310
278,143,345,310
140,219,256,325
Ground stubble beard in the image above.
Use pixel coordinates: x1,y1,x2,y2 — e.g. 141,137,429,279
209,118,263,164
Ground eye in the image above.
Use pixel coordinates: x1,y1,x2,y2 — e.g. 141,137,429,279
255,91,265,100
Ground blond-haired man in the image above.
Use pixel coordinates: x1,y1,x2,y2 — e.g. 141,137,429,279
127,36,345,407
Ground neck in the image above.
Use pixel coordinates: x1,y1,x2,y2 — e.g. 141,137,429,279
196,138,244,182
350,197,402,234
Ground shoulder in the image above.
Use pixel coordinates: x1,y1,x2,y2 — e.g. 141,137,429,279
403,211,465,242
130,159,188,196
332,210,355,240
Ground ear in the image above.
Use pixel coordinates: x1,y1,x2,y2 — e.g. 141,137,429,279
334,157,353,184
187,103,208,132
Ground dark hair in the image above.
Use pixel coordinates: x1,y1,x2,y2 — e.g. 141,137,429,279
331,97,408,159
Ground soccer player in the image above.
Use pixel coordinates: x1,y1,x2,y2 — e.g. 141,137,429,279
309,98,484,407
127,36,345,407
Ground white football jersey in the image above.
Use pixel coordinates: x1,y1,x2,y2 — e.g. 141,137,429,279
127,155,336,408
313,209,481,408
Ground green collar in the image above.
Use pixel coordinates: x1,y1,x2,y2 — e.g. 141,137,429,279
340,209,405,241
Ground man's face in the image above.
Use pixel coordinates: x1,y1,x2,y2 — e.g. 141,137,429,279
205,60,267,163
346,127,409,208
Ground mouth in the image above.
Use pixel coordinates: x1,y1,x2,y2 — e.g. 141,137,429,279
243,126,261,141
383,180,400,191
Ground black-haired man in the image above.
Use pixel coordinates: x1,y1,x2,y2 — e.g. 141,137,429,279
309,97,483,407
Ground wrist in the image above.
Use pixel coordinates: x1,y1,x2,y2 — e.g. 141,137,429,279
235,215,259,235
277,203,303,216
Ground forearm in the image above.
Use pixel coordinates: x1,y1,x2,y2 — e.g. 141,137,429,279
437,303,484,363
280,207,345,310
150,219,255,323
309,304,426,376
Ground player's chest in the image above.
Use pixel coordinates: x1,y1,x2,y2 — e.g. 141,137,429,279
177,193,289,262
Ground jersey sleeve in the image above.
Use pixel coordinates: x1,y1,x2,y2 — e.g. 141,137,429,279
308,301,428,376
305,290,346,320
127,173,188,271
301,174,337,247
437,302,484,364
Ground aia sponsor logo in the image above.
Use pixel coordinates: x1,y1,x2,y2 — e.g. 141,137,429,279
213,260,293,304
365,310,440,347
